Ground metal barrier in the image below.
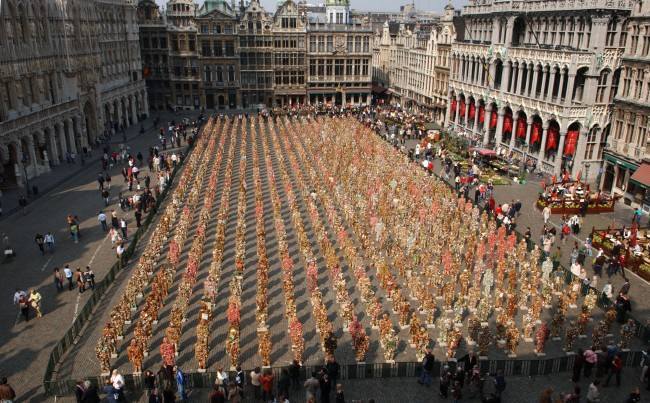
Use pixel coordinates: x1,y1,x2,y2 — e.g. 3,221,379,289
43,122,204,396
43,350,645,396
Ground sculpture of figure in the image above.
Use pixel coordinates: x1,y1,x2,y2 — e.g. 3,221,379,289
482,269,494,296
127,339,144,374
534,322,550,354
541,257,553,284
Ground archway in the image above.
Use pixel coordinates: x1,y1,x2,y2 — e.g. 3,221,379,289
468,97,476,129
502,107,513,145
530,115,543,154
515,111,527,147
562,122,581,174
83,101,97,147
544,120,560,160
458,94,466,125
449,91,457,122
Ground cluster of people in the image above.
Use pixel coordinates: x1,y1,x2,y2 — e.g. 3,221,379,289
12,288,42,321
33,232,55,255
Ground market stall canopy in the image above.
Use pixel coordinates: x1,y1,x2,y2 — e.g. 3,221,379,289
469,147,497,157
630,163,650,188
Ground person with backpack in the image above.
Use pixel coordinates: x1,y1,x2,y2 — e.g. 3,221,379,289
418,348,435,386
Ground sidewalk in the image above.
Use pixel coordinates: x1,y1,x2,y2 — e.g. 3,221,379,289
0,111,199,220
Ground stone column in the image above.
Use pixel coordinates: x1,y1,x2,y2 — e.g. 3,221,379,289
503,62,512,92
518,64,525,94
538,122,549,162
66,118,77,154
565,72,576,105
57,122,68,158
572,127,588,177
489,61,496,88
509,113,518,150
453,94,460,127
130,95,138,124
445,92,453,128
483,102,492,145
463,100,470,128
530,65,540,97
495,108,505,146
48,128,60,165
473,103,480,132
116,103,123,129
26,136,38,177
75,117,84,152
478,61,484,86
505,17,515,46
555,130,567,175
525,117,533,146
540,66,549,98
557,70,567,102
547,68,557,102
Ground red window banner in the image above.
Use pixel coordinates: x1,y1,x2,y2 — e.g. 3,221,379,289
546,125,559,151
478,105,485,123
503,111,513,134
530,121,542,144
469,103,476,120
563,130,580,156
516,118,527,138
459,100,466,118
490,110,497,128
451,99,457,113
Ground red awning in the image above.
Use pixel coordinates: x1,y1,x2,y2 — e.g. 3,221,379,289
630,163,650,187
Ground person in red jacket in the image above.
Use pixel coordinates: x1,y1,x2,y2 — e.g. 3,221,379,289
260,369,274,401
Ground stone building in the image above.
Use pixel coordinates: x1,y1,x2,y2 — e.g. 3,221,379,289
306,0,373,105
446,0,632,180
138,0,372,109
372,4,455,124
0,0,147,188
197,0,240,109
602,0,650,208
272,0,307,106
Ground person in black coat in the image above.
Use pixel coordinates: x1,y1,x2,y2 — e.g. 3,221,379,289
572,349,584,382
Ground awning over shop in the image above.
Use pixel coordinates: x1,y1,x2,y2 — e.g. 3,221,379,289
630,163,650,188
372,85,387,94
604,153,639,171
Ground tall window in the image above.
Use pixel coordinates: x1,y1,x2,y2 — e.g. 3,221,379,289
596,70,610,103
622,68,632,97
630,25,640,54
635,70,645,99
606,18,618,47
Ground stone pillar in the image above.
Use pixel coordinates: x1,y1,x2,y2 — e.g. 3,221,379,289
26,136,38,177
57,122,68,158
453,94,460,127
503,62,512,91
495,108,505,146
48,128,60,165
540,67,548,98
445,92,453,128
525,117,533,147
538,122,549,162
66,118,77,154
505,17,515,46
489,61,496,88
509,113,518,150
572,127,588,177
530,65,540,97
463,100,470,128
130,95,138,124
75,117,84,152
547,68,557,102
555,130,567,175
473,103,480,132
478,61,484,86
518,64,525,94
116,103,123,129
565,72,576,105
483,103,492,145
557,70,567,102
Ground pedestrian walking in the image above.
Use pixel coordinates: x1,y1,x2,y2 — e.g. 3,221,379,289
493,369,506,398
64,264,74,290
326,356,340,391
135,209,142,228
70,222,79,243
53,267,64,291
572,348,584,382
97,173,105,191
439,366,451,398
34,233,45,255
116,242,126,267
44,231,55,253
18,195,27,215
250,367,262,400
260,369,274,402
111,211,119,230
120,218,128,240
104,172,112,190
84,266,95,290
319,372,332,403
418,348,435,386
304,372,320,401
288,359,301,390
98,211,108,232
14,289,28,321
234,366,245,398
604,353,623,387
102,189,110,206
28,288,42,318
76,268,85,293
175,366,187,401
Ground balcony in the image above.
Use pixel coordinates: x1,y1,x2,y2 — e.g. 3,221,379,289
462,0,634,15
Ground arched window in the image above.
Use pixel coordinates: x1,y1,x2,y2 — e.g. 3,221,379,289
596,69,611,103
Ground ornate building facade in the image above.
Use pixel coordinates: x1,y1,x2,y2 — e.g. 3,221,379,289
0,0,147,188
372,4,455,124
602,0,650,208
446,0,632,180
137,0,372,110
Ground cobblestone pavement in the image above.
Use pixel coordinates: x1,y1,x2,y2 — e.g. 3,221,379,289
57,116,644,390
52,368,650,402
400,137,650,327
0,111,199,401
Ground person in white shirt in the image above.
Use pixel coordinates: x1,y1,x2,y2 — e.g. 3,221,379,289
602,282,613,300
44,232,55,253
98,211,108,232
586,379,601,402
63,265,74,290
116,243,125,266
